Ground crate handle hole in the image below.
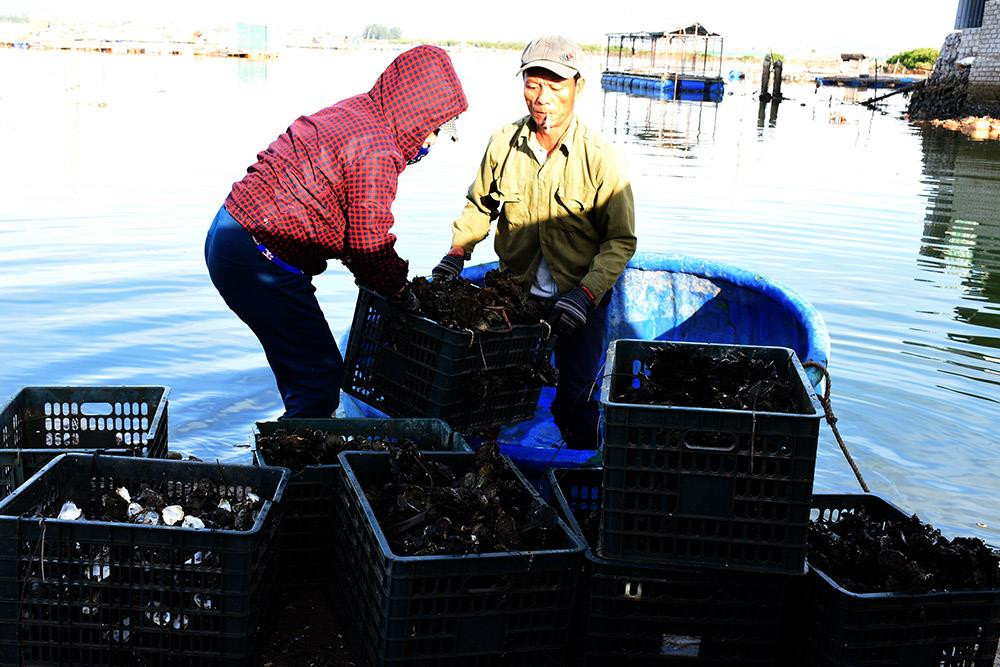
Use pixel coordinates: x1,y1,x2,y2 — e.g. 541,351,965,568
464,574,511,594
79,402,114,417
623,581,643,598
684,431,736,451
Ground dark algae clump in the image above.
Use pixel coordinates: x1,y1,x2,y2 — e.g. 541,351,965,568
257,429,424,472
809,509,1000,594
409,270,547,331
616,344,802,413
363,443,561,556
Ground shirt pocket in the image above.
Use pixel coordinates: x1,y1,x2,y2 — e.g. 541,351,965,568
491,185,529,228
554,186,599,239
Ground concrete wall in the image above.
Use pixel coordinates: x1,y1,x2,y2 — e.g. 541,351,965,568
968,0,1000,100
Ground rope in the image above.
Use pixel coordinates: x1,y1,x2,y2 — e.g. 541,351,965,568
803,361,870,493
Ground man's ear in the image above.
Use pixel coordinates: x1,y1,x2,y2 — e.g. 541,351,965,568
575,77,586,96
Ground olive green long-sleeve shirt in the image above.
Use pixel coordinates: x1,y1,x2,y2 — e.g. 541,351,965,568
451,115,636,303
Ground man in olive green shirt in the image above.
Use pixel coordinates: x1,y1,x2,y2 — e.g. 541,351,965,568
433,35,636,449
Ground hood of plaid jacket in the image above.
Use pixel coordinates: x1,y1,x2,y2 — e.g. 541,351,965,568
368,45,468,163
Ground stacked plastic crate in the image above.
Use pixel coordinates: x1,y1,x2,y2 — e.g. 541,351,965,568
342,286,555,432
0,386,170,499
332,450,585,666
569,339,824,665
0,453,288,667
252,417,471,587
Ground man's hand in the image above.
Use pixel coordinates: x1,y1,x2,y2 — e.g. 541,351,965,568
432,247,466,279
549,286,594,335
389,285,420,313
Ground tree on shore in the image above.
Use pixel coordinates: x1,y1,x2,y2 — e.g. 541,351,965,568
887,48,939,71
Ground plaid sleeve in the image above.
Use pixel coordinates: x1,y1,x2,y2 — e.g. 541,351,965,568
343,152,409,296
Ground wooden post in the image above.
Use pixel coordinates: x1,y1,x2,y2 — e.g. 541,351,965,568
771,59,783,101
760,54,772,102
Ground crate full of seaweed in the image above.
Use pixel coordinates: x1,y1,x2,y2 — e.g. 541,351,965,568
252,417,470,585
0,386,170,500
599,340,823,574
548,467,796,665
802,494,1000,667
342,271,556,432
332,443,584,666
0,453,288,667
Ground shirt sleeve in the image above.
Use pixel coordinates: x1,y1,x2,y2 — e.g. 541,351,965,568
451,140,498,255
343,152,409,296
580,146,637,302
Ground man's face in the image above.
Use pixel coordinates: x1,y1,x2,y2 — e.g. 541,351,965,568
522,68,581,131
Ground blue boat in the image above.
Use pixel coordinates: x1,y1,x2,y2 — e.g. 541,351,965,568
340,252,830,480
815,74,922,89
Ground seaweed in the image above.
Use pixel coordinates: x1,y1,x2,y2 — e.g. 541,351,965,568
409,270,547,332
362,443,560,556
808,508,1000,594
615,344,801,413
256,430,422,472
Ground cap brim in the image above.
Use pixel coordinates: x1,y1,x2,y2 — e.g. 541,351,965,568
516,59,578,79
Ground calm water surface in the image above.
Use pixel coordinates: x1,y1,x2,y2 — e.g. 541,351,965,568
0,48,997,544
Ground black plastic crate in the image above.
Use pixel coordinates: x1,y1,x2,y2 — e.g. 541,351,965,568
342,286,555,432
0,453,288,667
599,340,823,573
806,493,1000,667
0,386,170,499
252,417,471,586
333,450,584,666
548,467,797,665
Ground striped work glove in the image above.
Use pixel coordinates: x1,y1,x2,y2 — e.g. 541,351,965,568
550,286,594,336
432,249,466,279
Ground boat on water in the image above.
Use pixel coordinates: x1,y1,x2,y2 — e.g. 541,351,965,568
340,252,830,480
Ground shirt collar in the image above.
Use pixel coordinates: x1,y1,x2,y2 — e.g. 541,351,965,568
519,115,578,157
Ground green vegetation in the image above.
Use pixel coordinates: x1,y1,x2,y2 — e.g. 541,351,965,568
0,15,29,23
362,24,401,40
886,48,939,70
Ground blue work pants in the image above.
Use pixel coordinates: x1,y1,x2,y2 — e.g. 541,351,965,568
204,205,343,418
549,291,611,450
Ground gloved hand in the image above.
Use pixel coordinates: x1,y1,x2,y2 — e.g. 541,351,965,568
389,285,420,313
550,286,594,335
432,250,465,280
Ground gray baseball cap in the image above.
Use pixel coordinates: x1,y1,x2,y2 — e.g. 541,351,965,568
516,35,582,79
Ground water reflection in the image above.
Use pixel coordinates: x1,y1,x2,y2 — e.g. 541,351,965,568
600,90,718,150
236,58,268,82
919,128,1000,345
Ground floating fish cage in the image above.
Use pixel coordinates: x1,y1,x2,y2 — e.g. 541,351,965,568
0,386,170,500
803,494,1000,667
548,467,795,665
333,450,584,666
603,26,725,104
252,417,470,586
598,340,822,573
343,286,555,432
0,453,288,667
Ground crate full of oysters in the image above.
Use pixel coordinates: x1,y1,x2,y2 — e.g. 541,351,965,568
0,453,288,667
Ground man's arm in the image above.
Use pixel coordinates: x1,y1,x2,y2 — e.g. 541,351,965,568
450,140,499,256
343,152,409,296
579,148,637,303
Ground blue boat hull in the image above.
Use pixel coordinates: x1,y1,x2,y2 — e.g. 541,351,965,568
340,252,830,479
